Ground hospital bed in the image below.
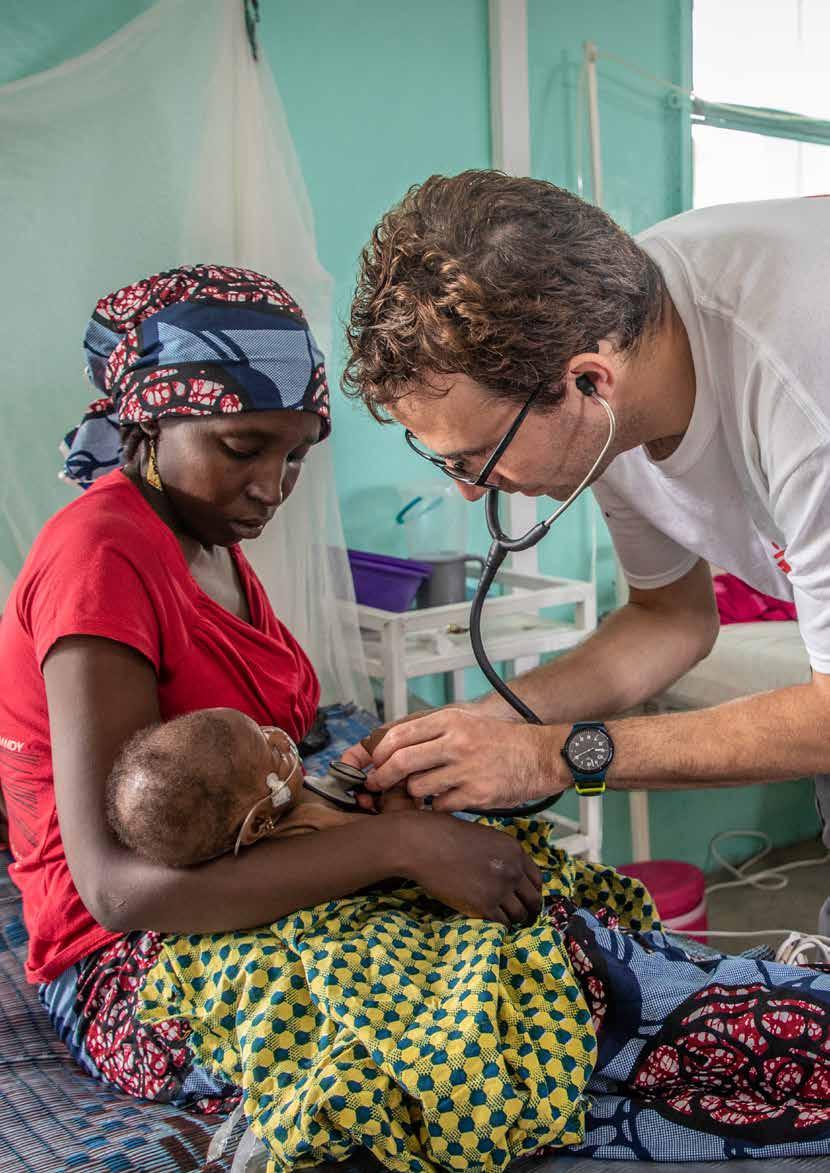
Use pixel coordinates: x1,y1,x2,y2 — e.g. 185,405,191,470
0,703,821,1171
2,883,821,1172
657,618,811,711
623,575,812,859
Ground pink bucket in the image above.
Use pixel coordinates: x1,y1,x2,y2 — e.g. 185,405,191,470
617,860,708,942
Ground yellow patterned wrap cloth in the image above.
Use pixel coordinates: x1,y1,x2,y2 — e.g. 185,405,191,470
139,819,658,1172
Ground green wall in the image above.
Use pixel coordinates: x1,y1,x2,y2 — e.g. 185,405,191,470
1,0,820,868
263,0,494,561
0,0,153,79
525,0,692,610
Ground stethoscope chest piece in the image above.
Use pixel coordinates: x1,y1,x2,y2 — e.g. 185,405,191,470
303,759,368,810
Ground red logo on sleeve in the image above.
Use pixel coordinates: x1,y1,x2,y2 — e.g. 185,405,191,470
772,543,791,574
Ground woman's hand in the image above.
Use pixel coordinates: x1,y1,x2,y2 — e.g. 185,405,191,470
348,708,569,812
395,810,543,925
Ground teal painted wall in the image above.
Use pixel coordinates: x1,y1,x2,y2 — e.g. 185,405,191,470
1,1,820,869
263,0,494,563
0,0,153,81
525,0,693,613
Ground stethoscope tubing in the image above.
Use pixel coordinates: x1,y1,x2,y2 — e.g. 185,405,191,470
326,397,618,821
467,393,617,817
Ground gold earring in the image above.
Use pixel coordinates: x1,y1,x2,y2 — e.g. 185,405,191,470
146,437,163,492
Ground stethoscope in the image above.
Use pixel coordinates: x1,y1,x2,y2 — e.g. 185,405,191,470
467,383,616,816
317,381,617,820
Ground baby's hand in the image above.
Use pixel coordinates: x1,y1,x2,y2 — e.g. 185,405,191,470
354,785,416,814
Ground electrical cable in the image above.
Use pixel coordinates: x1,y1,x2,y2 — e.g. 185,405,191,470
704,829,830,896
699,828,830,963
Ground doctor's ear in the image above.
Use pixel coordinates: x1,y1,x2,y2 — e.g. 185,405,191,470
568,354,617,401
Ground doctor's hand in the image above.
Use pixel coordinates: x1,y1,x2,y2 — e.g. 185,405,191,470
349,707,569,812
341,705,475,772
342,705,478,809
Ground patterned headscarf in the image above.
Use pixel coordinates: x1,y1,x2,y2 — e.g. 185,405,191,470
62,264,331,487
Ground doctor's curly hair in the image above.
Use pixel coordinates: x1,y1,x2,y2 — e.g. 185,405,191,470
343,170,666,418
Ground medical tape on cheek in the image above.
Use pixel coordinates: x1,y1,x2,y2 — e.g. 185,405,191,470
262,727,303,803
232,756,299,858
266,772,294,808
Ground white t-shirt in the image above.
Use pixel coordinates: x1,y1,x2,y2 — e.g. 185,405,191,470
592,197,830,673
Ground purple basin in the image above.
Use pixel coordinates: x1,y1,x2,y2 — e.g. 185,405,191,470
347,549,434,611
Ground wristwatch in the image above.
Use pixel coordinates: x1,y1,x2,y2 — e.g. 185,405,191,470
561,721,614,796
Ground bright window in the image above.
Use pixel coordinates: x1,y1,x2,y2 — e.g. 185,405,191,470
692,0,830,207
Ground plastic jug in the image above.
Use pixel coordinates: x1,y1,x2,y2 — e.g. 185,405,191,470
396,484,481,607
414,553,484,608
395,483,468,559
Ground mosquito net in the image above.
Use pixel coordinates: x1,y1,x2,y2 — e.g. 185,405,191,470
0,0,372,708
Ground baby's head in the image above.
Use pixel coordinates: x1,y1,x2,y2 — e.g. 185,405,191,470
106,708,303,867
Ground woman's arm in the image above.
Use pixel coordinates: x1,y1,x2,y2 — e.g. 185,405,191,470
44,636,541,931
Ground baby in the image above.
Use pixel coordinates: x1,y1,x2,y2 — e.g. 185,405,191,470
106,707,410,868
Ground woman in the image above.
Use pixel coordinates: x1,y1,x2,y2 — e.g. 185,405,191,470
0,264,541,1110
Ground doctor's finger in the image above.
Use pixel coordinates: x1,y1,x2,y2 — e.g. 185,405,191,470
338,742,372,770
368,709,464,767
359,709,434,758
354,789,379,812
365,741,451,791
429,784,472,812
406,765,468,800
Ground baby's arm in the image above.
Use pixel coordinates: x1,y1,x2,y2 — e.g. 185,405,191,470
272,781,416,838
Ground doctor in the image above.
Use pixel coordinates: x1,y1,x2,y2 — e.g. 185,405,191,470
341,170,830,927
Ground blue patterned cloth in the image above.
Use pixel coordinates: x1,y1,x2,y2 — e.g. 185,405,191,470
565,908,830,1160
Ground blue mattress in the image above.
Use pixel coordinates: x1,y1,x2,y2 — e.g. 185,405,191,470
0,704,821,1171
0,866,242,1171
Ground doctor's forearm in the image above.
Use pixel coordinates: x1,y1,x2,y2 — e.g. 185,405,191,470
475,594,716,725
595,678,830,789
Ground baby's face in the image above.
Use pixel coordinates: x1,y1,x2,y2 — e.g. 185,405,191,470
256,725,306,804
194,709,305,856
205,708,304,806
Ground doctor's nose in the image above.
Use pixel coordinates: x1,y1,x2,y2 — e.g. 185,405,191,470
455,482,489,503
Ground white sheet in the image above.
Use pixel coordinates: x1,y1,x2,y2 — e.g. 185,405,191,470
659,621,810,710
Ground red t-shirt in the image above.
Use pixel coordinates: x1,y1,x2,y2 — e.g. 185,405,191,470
0,471,320,983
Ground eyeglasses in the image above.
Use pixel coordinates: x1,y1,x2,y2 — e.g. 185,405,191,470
404,384,543,489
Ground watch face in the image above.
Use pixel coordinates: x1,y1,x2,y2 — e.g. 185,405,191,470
566,727,613,773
